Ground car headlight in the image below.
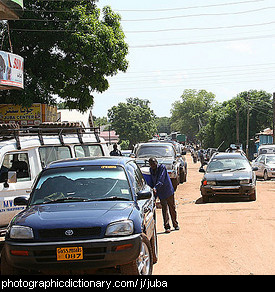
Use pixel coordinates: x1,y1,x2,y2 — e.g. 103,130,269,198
203,180,216,186
105,220,134,237
10,225,34,239
240,179,250,185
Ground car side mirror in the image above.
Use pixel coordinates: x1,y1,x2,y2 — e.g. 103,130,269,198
252,167,258,171
137,190,152,200
182,150,186,155
14,196,29,206
199,168,205,173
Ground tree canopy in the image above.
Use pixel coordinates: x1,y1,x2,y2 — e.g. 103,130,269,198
170,89,217,142
171,89,273,151
108,98,157,149
0,0,128,111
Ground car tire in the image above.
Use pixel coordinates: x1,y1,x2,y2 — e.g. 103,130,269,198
202,195,210,203
179,168,186,183
120,234,153,275
171,178,178,191
249,191,256,201
150,225,158,264
263,170,269,181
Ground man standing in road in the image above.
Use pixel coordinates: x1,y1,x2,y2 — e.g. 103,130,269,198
148,157,179,233
110,144,122,156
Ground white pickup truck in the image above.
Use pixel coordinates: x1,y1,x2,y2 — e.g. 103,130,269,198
0,123,109,233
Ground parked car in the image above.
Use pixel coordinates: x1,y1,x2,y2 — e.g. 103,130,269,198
1,157,157,275
134,142,183,190
257,144,275,156
199,152,257,203
252,154,275,180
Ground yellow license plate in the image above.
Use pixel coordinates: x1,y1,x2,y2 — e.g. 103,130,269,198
56,247,83,261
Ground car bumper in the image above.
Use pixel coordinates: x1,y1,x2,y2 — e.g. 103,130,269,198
3,234,141,273
200,184,256,197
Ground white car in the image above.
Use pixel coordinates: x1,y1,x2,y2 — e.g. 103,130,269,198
252,154,275,180
0,123,109,232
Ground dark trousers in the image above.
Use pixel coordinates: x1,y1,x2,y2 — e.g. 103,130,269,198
160,194,178,230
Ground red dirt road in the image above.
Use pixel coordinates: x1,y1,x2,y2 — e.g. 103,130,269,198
153,153,275,275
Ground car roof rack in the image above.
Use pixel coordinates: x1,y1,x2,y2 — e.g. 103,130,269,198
0,122,101,150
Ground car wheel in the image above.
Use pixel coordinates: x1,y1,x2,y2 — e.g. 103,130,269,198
120,234,153,275
179,168,186,183
150,225,158,264
171,178,178,191
263,170,269,181
202,195,210,203
249,191,256,201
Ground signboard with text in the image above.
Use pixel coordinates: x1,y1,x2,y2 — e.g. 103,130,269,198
0,104,57,126
0,50,24,90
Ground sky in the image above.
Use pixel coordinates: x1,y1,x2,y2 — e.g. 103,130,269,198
92,0,275,118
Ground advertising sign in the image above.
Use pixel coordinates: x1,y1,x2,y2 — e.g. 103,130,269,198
0,50,24,90
0,104,57,126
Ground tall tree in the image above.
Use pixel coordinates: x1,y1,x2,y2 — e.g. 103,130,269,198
170,89,216,142
108,98,157,149
0,1,128,111
199,90,273,150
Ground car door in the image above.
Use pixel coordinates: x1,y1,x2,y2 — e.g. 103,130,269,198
0,151,33,227
126,161,155,240
258,155,266,177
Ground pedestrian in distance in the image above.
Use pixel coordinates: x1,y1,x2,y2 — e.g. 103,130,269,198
110,144,122,156
148,157,179,233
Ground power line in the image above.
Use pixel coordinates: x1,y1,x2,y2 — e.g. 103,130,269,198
121,6,275,22
125,20,275,34
115,0,265,12
130,33,275,48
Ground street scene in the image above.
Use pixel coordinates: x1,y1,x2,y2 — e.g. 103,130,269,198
154,153,275,275
0,0,275,277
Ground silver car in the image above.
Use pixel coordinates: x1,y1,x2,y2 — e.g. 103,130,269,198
252,154,275,180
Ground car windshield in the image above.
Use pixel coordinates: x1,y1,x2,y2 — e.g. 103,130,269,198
266,155,275,164
137,145,174,158
206,157,251,173
29,165,132,205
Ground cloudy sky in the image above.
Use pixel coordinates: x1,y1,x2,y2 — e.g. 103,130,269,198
92,0,275,118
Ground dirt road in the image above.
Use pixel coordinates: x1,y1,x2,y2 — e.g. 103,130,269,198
153,153,275,275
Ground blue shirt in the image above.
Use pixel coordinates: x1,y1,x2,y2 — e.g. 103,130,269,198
148,164,174,200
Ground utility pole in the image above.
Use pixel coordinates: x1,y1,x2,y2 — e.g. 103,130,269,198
273,92,275,143
236,100,240,144
246,92,250,157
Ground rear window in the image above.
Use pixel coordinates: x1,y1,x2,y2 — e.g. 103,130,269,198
39,146,72,167
137,145,175,158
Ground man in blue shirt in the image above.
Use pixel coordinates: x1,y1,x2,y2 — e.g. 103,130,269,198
148,157,179,233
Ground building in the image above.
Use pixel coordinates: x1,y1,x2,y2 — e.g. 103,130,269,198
57,109,94,128
255,128,274,152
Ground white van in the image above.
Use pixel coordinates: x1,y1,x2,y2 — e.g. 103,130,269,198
257,144,275,156
0,123,109,233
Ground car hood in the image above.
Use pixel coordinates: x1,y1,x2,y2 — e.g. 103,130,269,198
204,170,252,181
12,201,135,230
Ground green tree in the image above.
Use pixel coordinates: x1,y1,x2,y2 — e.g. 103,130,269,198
199,90,273,151
156,116,171,134
108,98,157,149
0,1,128,111
170,89,217,142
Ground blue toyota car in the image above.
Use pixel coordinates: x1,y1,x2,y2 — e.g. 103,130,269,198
1,157,157,275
